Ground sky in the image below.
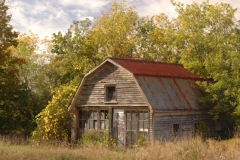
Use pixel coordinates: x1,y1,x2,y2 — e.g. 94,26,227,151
8,0,240,39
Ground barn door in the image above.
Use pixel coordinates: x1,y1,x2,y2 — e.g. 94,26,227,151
126,111,137,146
112,109,125,146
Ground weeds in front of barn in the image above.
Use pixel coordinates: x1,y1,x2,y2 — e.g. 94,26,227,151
1,133,240,160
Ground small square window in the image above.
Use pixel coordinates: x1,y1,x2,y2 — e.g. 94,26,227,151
173,124,180,136
105,85,116,102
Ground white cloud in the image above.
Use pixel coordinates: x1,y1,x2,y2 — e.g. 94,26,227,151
7,0,240,40
133,0,176,18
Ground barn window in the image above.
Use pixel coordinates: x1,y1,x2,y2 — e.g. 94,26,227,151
105,85,116,102
79,110,88,130
100,110,109,130
126,111,137,131
89,110,98,130
173,124,180,136
139,111,148,132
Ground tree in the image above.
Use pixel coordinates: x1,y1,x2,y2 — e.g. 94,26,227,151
33,81,77,141
50,19,96,88
0,0,18,51
172,0,240,123
0,0,33,135
91,1,139,59
145,13,179,62
9,32,54,136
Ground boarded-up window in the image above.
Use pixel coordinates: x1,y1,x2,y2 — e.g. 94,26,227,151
105,85,116,102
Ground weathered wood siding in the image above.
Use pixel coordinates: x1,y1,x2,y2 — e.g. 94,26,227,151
76,62,147,106
153,113,216,140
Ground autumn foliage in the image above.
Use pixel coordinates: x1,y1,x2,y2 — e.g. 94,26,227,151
1,0,240,141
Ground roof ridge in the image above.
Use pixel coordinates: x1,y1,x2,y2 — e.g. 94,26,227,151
108,57,183,66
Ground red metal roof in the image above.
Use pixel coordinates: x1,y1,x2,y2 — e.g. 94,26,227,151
109,58,201,79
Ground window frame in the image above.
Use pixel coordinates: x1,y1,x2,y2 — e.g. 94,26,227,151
100,110,109,130
79,110,88,131
78,109,109,131
104,84,117,103
173,123,180,137
139,111,149,132
88,110,98,130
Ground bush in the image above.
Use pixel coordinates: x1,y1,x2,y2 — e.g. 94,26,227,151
79,131,103,145
79,130,116,146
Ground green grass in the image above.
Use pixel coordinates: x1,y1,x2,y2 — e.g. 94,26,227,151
1,136,240,160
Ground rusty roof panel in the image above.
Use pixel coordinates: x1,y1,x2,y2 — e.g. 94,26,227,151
160,78,190,110
110,58,201,79
175,79,204,109
136,76,206,110
149,78,170,110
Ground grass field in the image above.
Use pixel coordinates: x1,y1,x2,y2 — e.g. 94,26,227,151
1,136,240,160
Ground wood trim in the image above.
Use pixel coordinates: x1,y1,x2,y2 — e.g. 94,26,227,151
108,107,112,147
154,111,208,115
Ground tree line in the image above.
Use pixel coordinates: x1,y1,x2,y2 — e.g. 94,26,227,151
1,0,240,140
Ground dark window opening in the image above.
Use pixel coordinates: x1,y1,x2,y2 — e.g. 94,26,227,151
173,124,180,136
105,85,116,102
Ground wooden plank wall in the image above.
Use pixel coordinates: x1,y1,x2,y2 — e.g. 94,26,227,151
76,62,147,106
153,114,216,141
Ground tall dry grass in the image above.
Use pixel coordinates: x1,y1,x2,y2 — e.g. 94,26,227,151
1,136,240,160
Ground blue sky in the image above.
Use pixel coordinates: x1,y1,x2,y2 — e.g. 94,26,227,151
8,0,240,39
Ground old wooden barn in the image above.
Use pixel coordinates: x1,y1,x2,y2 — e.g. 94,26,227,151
68,58,220,146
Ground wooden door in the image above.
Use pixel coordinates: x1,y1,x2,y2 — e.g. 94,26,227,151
126,111,137,146
112,109,125,146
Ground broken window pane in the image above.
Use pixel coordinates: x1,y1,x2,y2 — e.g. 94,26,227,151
100,110,109,130
101,111,105,119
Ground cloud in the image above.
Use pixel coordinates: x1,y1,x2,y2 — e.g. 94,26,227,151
7,0,240,40
133,0,176,18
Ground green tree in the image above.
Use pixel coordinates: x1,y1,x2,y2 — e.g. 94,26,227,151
0,0,33,135
146,13,178,62
0,0,18,51
91,0,139,59
33,80,78,141
50,19,96,88
172,0,240,122
10,32,53,135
